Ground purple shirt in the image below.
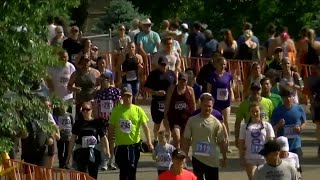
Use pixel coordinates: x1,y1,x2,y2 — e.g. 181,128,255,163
209,71,233,111
191,109,223,122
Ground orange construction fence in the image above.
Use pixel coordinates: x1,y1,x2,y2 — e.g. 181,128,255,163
1,159,94,180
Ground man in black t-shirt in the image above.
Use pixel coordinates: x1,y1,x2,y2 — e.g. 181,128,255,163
62,26,82,64
144,57,174,145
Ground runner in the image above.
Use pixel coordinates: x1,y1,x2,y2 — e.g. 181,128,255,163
152,130,175,175
62,26,81,64
254,140,299,180
144,57,174,144
276,136,301,173
260,77,283,108
158,149,197,180
239,102,275,180
235,82,274,148
66,101,110,179
207,56,234,151
244,62,265,98
185,68,202,103
97,57,114,86
182,94,227,180
270,89,306,161
108,86,153,180
119,42,143,104
165,72,196,148
94,72,121,171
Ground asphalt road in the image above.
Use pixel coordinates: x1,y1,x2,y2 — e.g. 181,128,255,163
97,104,320,180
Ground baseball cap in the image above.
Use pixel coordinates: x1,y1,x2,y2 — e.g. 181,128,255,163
259,140,281,157
158,56,168,65
178,72,188,81
250,82,261,90
121,86,132,96
181,23,189,30
100,72,112,80
276,136,289,152
172,148,187,159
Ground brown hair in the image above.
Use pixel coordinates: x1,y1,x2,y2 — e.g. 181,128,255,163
224,29,234,47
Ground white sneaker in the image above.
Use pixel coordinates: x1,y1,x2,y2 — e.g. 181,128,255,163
108,162,117,170
100,161,108,171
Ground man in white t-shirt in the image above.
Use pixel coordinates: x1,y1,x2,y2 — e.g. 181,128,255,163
46,50,76,102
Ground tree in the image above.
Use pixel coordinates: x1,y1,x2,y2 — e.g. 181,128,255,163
70,0,89,31
97,0,147,32
0,0,80,156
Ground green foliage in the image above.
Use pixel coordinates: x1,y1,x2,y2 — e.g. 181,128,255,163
97,0,147,32
0,0,80,154
70,0,89,30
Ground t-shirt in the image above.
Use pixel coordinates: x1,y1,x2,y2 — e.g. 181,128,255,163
186,31,206,57
56,113,74,141
265,93,283,108
112,35,131,51
237,35,260,46
270,104,306,150
282,152,300,169
109,104,149,146
62,38,82,64
144,69,173,102
208,71,233,103
254,161,299,180
191,109,223,122
192,83,202,101
184,114,224,168
236,97,274,123
239,122,275,160
94,87,121,121
158,169,197,180
137,31,161,54
153,143,175,170
48,62,76,100
152,51,179,71
72,119,106,145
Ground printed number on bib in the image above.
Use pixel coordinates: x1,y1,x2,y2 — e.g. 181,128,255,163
71,54,77,63
195,142,211,156
120,119,132,134
174,101,187,110
284,125,298,139
126,70,137,81
251,144,263,154
217,88,229,101
100,100,113,113
158,101,165,112
82,136,97,148
59,118,72,130
59,77,69,84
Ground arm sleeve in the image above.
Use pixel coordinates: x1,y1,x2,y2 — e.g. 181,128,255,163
138,107,149,123
154,32,161,44
97,119,107,137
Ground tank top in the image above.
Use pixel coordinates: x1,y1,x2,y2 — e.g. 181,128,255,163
74,68,96,103
122,54,139,82
237,43,253,60
168,86,194,123
280,71,299,103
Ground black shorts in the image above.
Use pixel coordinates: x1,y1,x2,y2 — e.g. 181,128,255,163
151,100,165,124
168,120,186,133
311,103,320,123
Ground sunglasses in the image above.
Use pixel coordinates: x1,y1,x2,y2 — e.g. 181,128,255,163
82,108,92,112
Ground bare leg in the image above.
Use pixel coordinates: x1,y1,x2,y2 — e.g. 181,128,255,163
172,128,181,148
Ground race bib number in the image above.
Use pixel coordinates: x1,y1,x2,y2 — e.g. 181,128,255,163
194,142,211,156
260,110,266,120
217,88,229,101
284,125,298,139
71,54,77,63
158,101,165,112
82,136,97,148
100,100,113,113
58,117,72,130
251,144,263,154
126,70,137,81
120,119,132,134
174,101,187,110
250,129,263,154
59,77,69,85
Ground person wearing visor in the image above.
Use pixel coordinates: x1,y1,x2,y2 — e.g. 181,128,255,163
254,140,299,180
108,86,153,180
158,148,197,180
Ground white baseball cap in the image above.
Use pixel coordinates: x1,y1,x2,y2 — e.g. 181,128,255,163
276,136,289,152
181,23,188,30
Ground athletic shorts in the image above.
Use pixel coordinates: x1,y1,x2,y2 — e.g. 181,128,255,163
151,100,164,124
168,120,187,133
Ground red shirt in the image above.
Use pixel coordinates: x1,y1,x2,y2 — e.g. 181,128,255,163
158,169,197,180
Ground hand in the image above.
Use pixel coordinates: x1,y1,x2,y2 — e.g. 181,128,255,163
47,137,54,145
156,90,166,96
220,158,227,168
278,119,285,128
147,143,154,152
293,126,302,134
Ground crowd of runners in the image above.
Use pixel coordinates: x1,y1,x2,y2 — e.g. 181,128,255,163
9,16,320,180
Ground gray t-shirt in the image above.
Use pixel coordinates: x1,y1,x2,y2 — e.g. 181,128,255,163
153,143,175,170
254,161,299,180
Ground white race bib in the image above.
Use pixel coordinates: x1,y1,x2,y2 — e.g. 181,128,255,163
284,125,298,139
100,100,113,113
217,88,229,101
58,117,72,130
120,119,132,134
250,144,263,154
158,101,165,112
194,142,211,156
126,70,137,81
82,136,97,148
59,76,69,85
174,101,187,110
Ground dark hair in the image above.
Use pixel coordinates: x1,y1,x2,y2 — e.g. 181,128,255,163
97,56,104,62
246,101,265,130
243,22,253,30
224,29,234,47
170,21,180,29
260,77,271,85
185,68,196,75
301,26,309,37
80,38,91,49
193,21,202,31
266,23,276,35
162,36,174,44
47,16,54,24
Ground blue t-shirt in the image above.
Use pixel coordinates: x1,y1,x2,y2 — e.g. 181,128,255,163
191,109,223,122
270,104,306,150
192,83,202,101
137,31,161,54
237,35,260,46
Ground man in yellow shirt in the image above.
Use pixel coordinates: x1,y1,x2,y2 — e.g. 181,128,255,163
109,86,153,180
